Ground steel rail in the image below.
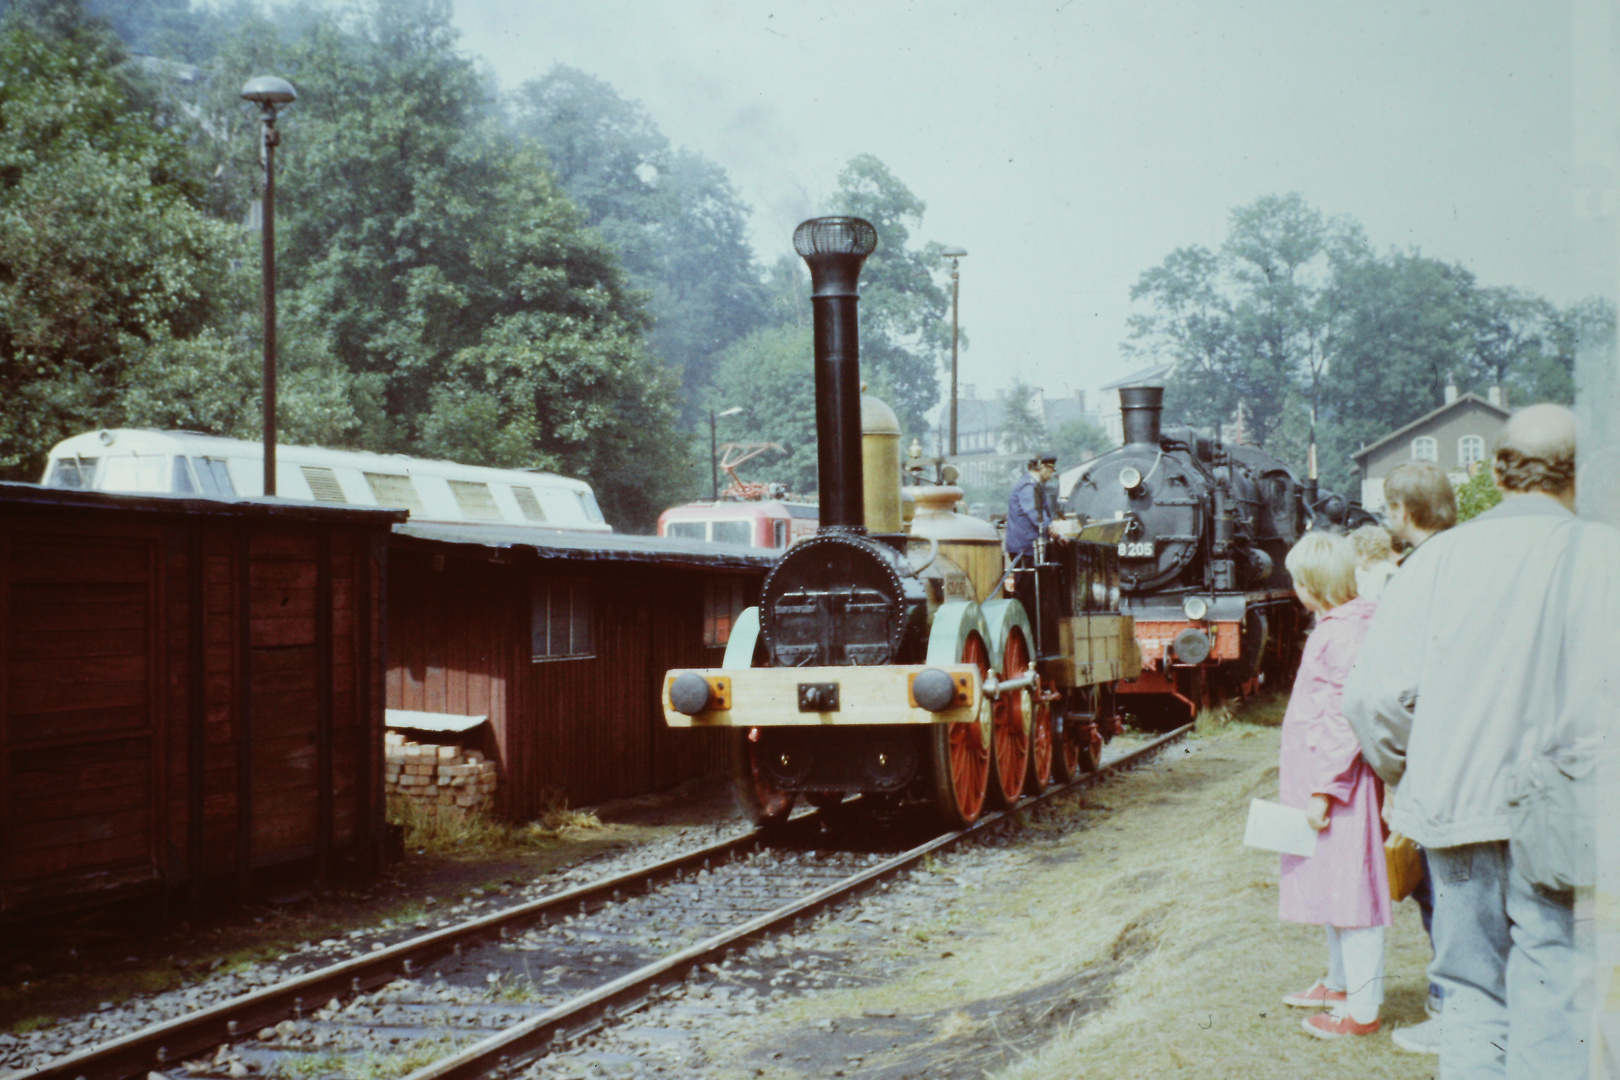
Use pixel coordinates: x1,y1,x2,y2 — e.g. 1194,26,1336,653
16,723,1192,1080
398,722,1194,1080
13,831,763,1080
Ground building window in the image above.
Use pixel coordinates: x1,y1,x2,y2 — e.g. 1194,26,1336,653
1458,434,1486,467
532,579,593,660
703,578,747,648
1411,436,1438,462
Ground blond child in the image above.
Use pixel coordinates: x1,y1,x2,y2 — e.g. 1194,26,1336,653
1277,531,1390,1038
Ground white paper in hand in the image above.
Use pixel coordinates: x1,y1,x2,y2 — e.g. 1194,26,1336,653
1243,799,1319,857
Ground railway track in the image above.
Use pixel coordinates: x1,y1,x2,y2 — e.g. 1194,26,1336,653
10,724,1192,1080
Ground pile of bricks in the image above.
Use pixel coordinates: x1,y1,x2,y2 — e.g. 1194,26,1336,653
385,731,498,814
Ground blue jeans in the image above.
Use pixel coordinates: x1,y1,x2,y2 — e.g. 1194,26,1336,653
1427,841,1591,1079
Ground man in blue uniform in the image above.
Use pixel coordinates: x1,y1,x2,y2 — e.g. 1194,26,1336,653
1006,453,1059,640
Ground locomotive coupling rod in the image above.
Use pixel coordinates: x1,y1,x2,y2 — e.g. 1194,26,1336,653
982,671,1037,698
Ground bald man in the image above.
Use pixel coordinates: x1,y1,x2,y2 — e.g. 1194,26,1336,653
1343,404,1619,1077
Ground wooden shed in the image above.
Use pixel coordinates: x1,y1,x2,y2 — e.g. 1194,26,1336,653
385,522,776,819
0,483,400,923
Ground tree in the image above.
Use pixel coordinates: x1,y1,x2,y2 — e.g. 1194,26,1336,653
0,6,271,477
185,2,687,528
701,324,819,495
826,155,951,437
997,380,1045,455
1051,416,1110,466
510,66,768,421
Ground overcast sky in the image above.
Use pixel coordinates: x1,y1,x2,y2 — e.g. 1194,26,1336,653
452,1,1591,417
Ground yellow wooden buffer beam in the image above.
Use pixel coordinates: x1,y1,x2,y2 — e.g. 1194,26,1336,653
662,665,982,728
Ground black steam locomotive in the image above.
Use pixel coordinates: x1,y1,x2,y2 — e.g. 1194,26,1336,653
661,218,1140,829
1064,386,1364,724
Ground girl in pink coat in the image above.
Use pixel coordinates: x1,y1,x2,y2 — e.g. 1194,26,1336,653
1277,531,1389,1039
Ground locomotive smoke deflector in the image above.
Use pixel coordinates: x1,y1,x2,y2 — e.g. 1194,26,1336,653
1118,385,1165,447
794,216,878,531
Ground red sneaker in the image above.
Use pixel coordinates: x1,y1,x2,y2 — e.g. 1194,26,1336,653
1302,1013,1381,1039
1282,980,1348,1008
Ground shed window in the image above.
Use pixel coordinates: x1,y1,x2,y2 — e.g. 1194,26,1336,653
1411,436,1438,462
1458,435,1486,466
532,580,593,660
510,486,548,522
364,472,424,513
449,480,501,521
301,465,347,502
704,579,748,647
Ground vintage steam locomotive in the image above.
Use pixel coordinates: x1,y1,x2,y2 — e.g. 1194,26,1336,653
1064,386,1364,724
661,218,1140,829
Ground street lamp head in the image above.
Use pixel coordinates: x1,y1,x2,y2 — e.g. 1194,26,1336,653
717,406,744,418
940,247,967,259
240,75,297,108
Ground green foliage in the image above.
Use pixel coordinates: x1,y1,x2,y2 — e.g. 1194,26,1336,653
702,324,819,494
827,154,951,437
0,8,256,476
510,66,768,422
1454,467,1502,523
998,379,1045,455
1129,191,1603,493
1051,416,1111,466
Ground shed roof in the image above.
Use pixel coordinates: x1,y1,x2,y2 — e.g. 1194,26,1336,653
392,520,778,571
1350,393,1511,464
0,480,407,525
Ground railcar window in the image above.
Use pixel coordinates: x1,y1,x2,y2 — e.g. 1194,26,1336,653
190,457,235,496
173,456,197,494
576,490,605,524
301,465,347,503
510,486,548,522
712,520,752,546
101,455,168,493
703,578,748,647
772,520,788,548
1411,436,1438,463
364,472,424,514
449,480,501,521
531,580,594,660
46,457,97,489
666,521,707,540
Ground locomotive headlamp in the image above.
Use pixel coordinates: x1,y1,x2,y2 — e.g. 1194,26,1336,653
1182,596,1208,621
1118,466,1143,493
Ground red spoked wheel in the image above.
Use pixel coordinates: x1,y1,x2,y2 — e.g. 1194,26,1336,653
730,729,795,828
987,627,1032,810
1053,703,1084,785
930,632,992,829
1026,682,1055,794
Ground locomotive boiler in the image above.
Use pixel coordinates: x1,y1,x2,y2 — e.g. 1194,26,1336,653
661,217,1140,829
1063,386,1358,724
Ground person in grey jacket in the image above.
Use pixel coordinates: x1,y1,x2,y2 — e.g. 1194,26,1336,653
1342,403,1619,1079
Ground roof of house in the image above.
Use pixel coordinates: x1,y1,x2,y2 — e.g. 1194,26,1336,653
392,520,778,571
1350,393,1511,464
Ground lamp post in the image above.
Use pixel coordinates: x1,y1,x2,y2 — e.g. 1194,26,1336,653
710,406,743,500
940,247,967,457
240,75,297,497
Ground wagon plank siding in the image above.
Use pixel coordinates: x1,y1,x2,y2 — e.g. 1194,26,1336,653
1,484,395,924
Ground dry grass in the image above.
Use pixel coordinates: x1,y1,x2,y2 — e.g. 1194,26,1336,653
387,792,602,856
698,694,1434,1080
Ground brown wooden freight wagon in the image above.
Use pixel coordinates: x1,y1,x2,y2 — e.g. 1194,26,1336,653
385,523,777,820
0,483,401,924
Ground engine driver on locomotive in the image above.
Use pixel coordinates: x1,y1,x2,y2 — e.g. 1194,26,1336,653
1005,452,1066,653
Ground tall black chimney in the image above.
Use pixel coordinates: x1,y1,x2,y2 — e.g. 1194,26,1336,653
794,216,878,531
1119,385,1165,447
